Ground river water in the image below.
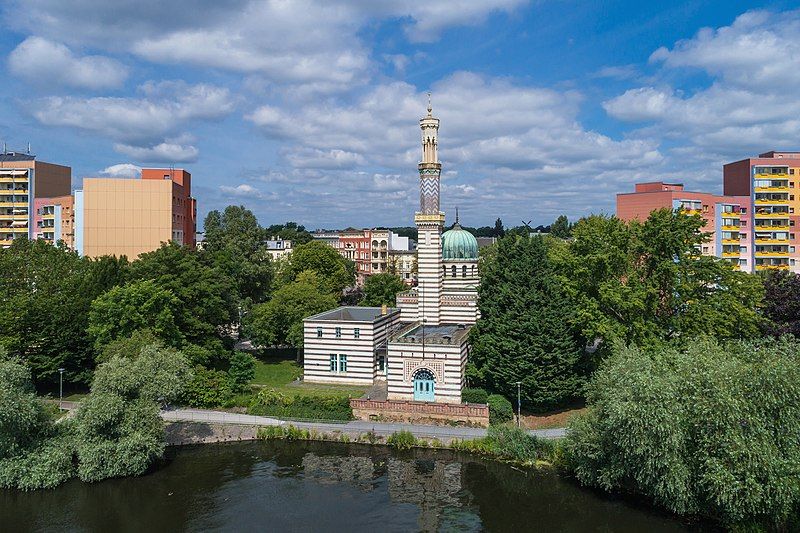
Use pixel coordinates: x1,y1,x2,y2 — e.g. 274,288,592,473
1,441,707,532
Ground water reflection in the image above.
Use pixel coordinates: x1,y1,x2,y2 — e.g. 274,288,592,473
0,441,702,533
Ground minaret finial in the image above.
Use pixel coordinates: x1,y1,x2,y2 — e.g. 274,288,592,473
427,92,432,115
455,206,460,226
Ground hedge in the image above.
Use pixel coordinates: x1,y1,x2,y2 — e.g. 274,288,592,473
249,389,352,421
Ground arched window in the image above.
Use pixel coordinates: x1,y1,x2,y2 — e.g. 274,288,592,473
462,265,467,278
451,265,457,278
472,265,476,276
442,265,446,277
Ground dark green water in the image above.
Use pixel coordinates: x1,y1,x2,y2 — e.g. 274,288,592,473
1,441,706,532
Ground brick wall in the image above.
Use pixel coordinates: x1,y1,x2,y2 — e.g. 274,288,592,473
350,398,489,427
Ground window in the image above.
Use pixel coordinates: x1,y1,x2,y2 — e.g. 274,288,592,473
317,327,323,338
338,355,347,372
741,208,747,214
740,246,747,253
329,355,337,372
354,328,360,339
451,265,457,278
462,265,467,278
739,259,748,266
335,327,341,338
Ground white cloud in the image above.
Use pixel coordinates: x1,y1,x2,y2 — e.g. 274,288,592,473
99,163,142,178
33,82,232,143
114,142,199,163
8,37,128,90
220,183,265,199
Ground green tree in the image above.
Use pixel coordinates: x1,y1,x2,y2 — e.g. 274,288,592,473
88,280,182,350
227,351,256,391
493,217,505,238
203,206,274,308
283,240,355,295
247,271,337,347
265,221,313,245
128,243,237,349
470,235,588,410
0,239,116,385
565,337,800,529
550,215,571,239
360,273,406,307
762,270,800,337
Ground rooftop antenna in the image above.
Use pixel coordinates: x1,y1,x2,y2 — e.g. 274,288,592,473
26,142,31,155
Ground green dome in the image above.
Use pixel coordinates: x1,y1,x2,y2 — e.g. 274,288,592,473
442,222,479,260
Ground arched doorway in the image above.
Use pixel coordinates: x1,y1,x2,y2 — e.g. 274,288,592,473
413,368,435,402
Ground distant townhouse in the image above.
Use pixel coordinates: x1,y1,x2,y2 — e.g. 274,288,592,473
314,227,415,284
265,236,293,260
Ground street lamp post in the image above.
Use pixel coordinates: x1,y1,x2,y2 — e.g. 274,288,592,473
515,381,522,428
58,368,65,410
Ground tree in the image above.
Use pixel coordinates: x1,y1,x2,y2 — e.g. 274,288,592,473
283,240,355,296
246,271,337,348
88,280,182,350
470,234,588,410
128,243,237,350
0,239,116,385
762,270,800,337
265,221,313,245
361,273,406,307
554,210,763,355
565,338,800,529
550,215,571,239
493,218,505,238
203,206,274,308
228,351,256,392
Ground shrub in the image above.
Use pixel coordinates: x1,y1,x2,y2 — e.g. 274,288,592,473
227,352,256,392
564,338,800,529
486,425,553,463
249,389,352,420
462,387,489,404
487,394,514,425
386,430,417,450
181,366,233,408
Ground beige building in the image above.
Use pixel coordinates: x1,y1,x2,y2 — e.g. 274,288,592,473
388,249,417,285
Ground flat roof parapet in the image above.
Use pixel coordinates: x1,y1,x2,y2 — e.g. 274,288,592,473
305,306,400,323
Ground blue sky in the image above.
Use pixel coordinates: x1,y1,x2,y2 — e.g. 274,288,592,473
1,0,799,229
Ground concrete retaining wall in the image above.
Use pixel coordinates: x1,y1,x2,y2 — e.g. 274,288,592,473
351,399,489,427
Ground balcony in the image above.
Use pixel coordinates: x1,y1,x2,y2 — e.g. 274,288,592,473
755,172,788,178
754,186,789,193
754,212,790,219
754,198,790,205
721,251,740,258
721,238,740,245
755,264,790,271
754,225,789,231
720,225,740,231
679,208,702,216
755,238,789,245
755,251,790,257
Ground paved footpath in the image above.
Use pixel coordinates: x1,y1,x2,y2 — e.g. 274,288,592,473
161,408,567,440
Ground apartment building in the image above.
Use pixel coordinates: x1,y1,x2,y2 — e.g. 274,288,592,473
617,181,750,270
33,195,75,248
265,236,293,260
314,228,414,285
724,151,800,272
74,168,196,258
0,151,71,248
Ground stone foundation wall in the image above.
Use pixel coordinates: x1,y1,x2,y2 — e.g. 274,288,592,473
350,399,489,428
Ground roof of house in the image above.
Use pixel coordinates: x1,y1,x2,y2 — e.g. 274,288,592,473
305,306,400,322
0,152,35,162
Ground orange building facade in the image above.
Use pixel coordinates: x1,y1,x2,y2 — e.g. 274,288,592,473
75,168,196,258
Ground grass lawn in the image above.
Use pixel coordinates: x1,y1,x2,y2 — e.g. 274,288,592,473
251,359,367,398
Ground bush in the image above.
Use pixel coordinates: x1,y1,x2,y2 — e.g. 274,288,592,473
227,352,256,392
487,394,514,425
564,338,800,529
462,387,489,404
386,430,417,450
181,366,233,408
249,389,352,420
485,425,553,463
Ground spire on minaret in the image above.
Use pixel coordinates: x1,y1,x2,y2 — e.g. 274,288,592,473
455,206,460,226
427,92,432,116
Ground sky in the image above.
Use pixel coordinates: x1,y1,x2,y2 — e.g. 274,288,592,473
1,0,799,230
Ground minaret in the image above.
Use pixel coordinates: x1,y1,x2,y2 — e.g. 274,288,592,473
415,94,444,325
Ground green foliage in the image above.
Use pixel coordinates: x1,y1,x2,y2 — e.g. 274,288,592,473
564,337,800,528
96,329,163,363
0,239,124,385
471,234,588,410
283,240,355,295
555,211,764,355
550,215,571,239
249,388,353,420
265,221,313,245
487,394,514,425
128,242,237,348
203,206,274,309
360,273,406,307
181,366,233,408
762,270,800,337
246,271,337,347
386,430,418,450
227,351,256,392
461,387,489,404
88,280,182,350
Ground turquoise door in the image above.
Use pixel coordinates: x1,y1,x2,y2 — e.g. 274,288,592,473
413,369,435,402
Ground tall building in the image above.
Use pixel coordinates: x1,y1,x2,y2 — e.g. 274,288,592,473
33,195,75,248
724,151,800,272
617,182,750,269
314,228,414,285
74,168,196,258
304,101,479,404
0,151,71,248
